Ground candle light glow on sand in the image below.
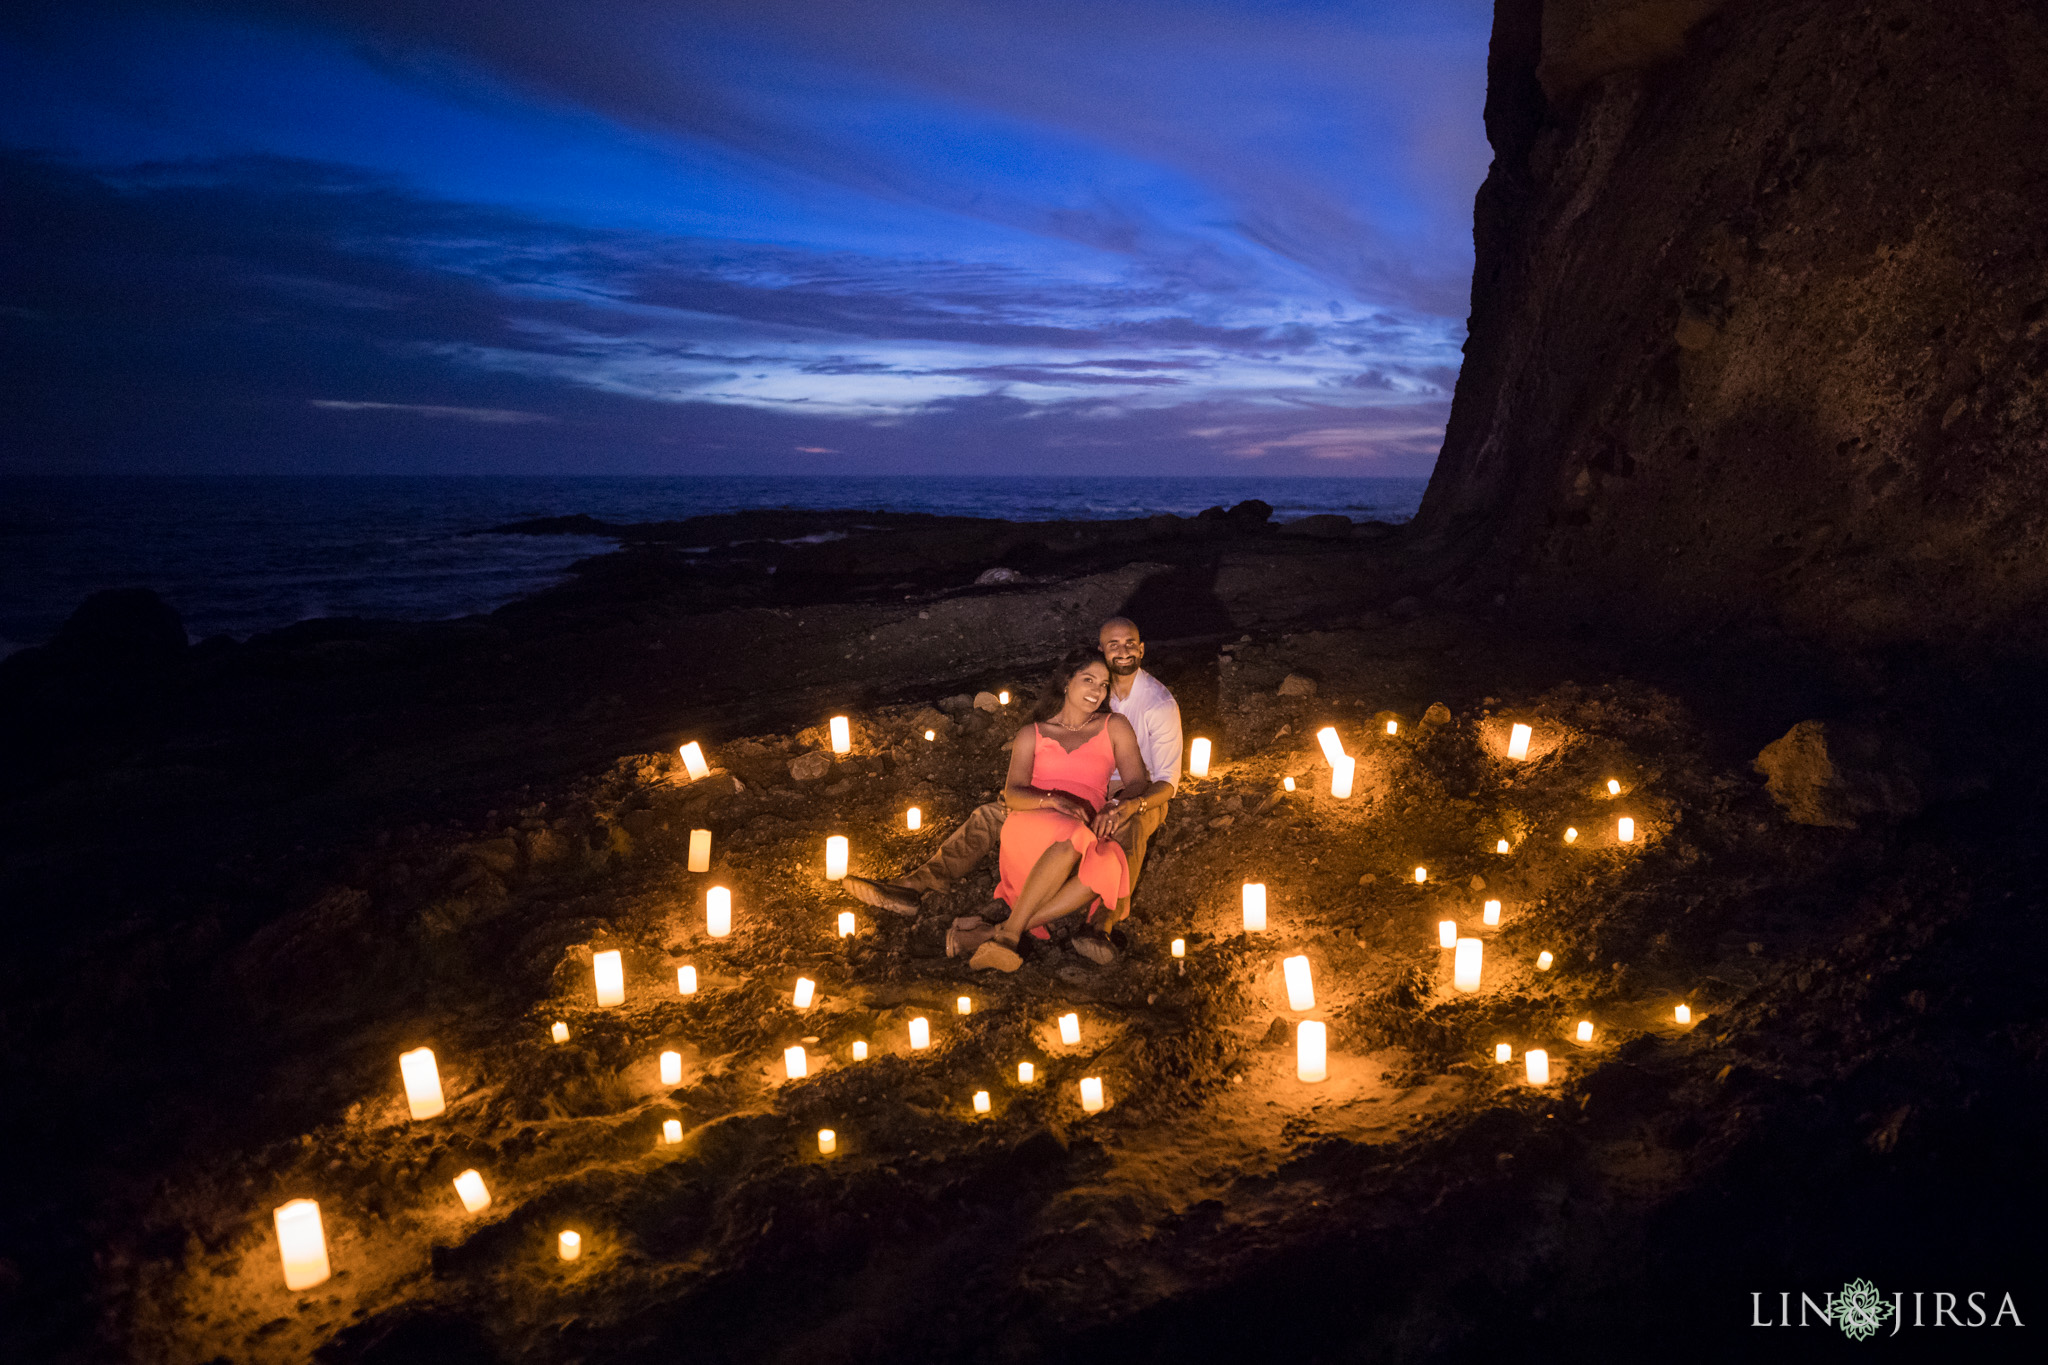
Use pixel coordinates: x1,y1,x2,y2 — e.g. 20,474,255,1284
453,1169,490,1213
1189,737,1211,776
1058,1012,1080,1045
707,887,731,937
973,1090,991,1113
678,742,710,781
1331,755,1355,798
793,978,815,1009
400,1047,445,1120
909,1017,930,1050
907,806,921,830
677,965,697,994
838,911,856,938
660,1050,682,1085
1316,727,1344,763
1525,1050,1550,1084
1296,1020,1327,1082
663,1119,681,1144
273,1199,330,1290
1483,898,1501,926
688,828,711,872
1242,882,1267,931
818,1129,836,1154
852,1041,868,1061
825,836,849,880
593,950,625,1007
1453,937,1482,992
1437,920,1457,949
1282,955,1315,1011
551,1021,569,1043
1079,1077,1105,1112
829,716,851,755
558,1230,580,1261
783,1045,808,1078
1507,723,1532,760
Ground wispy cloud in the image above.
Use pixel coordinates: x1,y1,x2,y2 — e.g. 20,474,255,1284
310,399,553,423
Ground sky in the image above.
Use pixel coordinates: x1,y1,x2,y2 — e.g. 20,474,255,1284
0,1,1494,476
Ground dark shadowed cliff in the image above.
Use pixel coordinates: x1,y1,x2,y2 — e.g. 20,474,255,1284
1414,0,2048,657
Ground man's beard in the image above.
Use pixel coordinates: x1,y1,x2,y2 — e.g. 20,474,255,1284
1106,657,1139,676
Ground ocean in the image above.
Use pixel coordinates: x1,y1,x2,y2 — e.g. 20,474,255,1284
0,475,1426,656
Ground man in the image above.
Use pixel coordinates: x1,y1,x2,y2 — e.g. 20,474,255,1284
840,616,1182,963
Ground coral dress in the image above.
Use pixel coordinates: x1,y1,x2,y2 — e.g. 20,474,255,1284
996,724,1132,914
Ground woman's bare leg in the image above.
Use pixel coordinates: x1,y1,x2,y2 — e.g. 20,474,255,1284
998,842,1080,941
1014,876,1098,933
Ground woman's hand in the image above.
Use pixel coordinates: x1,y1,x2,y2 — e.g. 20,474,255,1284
1045,790,1094,822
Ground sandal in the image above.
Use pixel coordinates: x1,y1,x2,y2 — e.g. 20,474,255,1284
1072,928,1117,966
947,921,1001,958
968,934,1024,973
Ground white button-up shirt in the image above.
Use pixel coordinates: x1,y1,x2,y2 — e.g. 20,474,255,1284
1108,667,1182,791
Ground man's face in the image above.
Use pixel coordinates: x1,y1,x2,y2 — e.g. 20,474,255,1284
1099,623,1143,676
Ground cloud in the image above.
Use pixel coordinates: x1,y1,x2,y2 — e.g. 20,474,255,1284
310,399,552,422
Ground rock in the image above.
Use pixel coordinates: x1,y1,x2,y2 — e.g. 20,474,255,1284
1423,702,1452,726
788,752,833,783
1753,721,1925,828
1277,673,1317,697
1279,514,1354,539
1260,1017,1291,1048
937,694,974,714
973,691,1001,712
1358,873,1376,886
823,779,854,797
1207,815,1234,830
911,707,951,735
975,567,1025,585
917,610,930,619
1225,499,1273,527
1469,875,1486,891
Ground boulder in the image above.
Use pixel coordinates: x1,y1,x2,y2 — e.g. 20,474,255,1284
1279,514,1354,540
1423,702,1452,726
1276,674,1317,697
973,691,1001,712
788,751,833,783
937,694,974,714
1753,721,1925,829
975,567,1025,585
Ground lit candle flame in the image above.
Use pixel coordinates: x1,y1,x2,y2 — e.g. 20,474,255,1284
829,716,851,755
1507,723,1532,760
1242,882,1267,931
1483,899,1501,926
1189,737,1212,777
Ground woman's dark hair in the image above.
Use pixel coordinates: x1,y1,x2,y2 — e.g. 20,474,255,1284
1031,648,1112,722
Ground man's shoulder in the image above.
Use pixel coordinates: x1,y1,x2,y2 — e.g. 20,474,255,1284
1135,669,1178,707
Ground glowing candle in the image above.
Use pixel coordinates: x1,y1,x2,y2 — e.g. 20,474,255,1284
1283,777,1295,791
1618,817,1635,843
825,836,849,880
1414,866,1427,883
1564,827,1578,844
973,1090,991,1114
1525,1049,1550,1084
688,828,711,872
793,978,816,1009
1496,838,1511,854
907,806,922,830
273,1199,330,1291
1079,1077,1105,1112
1281,955,1315,1011
1483,899,1501,926
593,950,625,1007
1296,1020,1327,1083
1536,950,1554,971
998,690,1010,705
551,1021,569,1043
1607,778,1621,795
1315,726,1344,764
1675,1004,1692,1025
1331,755,1355,799
399,1047,445,1121
783,1045,808,1079
662,1119,681,1144
852,1041,868,1061
558,1230,580,1261
818,1128,836,1154
1386,720,1398,735
909,1017,930,1050
1494,1043,1512,1064
678,742,710,781
677,965,698,994
956,995,972,1015
1507,723,1531,760
1171,938,1185,957
1437,920,1457,949
1189,737,1211,777
1242,882,1267,932
659,1050,682,1085
707,887,731,937
1575,1020,1594,1045
829,716,851,755
1018,1061,1035,1083
837,911,855,938
453,1169,490,1213
924,729,936,741
1453,938,1482,992
1058,1012,1081,1045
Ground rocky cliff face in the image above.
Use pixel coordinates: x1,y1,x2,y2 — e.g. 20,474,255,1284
1414,0,2048,657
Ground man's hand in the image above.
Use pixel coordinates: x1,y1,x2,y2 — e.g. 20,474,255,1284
1091,801,1129,839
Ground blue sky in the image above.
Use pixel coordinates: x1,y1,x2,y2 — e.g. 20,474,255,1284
0,1,1493,475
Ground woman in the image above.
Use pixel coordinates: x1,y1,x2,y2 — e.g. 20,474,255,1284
956,649,1150,973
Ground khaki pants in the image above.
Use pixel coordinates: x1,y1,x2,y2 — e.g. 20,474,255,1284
903,797,1169,924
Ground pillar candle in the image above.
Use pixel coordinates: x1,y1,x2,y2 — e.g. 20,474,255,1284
558,1230,580,1261
1315,726,1344,764
1618,817,1635,843
593,950,625,1007
1189,737,1212,777
1536,950,1553,971
998,690,1010,705
825,836,848,880
1675,1004,1692,1025
956,995,972,1015
793,978,815,1009
973,1090,991,1114
1283,777,1295,791
1331,755,1355,798
678,742,710,781
707,887,731,937
1018,1061,1035,1083
1437,920,1457,949
400,1047,445,1120
662,1119,681,1144
1564,827,1579,843
1607,778,1621,795
687,828,712,872
908,1017,930,1050
677,965,698,994
1243,882,1267,932
1171,938,1185,957
925,729,936,740
1525,1049,1550,1084
273,1199,330,1290
1575,1020,1594,1045
1281,955,1315,1011
659,1050,682,1085
1079,1076,1105,1112
1414,866,1427,883
818,1128,836,1154
1296,1021,1327,1083
1496,838,1511,854
1507,722,1532,760
453,1169,490,1213
783,1045,808,1078
852,1040,868,1061
1058,1012,1080,1045
1453,938,1482,992
829,716,851,755
551,1021,569,1043
1494,1042,1512,1064
837,911,855,938
1483,899,1501,926
1386,720,1398,735
907,806,922,830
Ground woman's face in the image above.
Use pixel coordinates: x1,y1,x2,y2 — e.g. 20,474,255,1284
1066,662,1110,713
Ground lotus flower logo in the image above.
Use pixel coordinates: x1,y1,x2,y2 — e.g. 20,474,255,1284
1835,1279,1895,1341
